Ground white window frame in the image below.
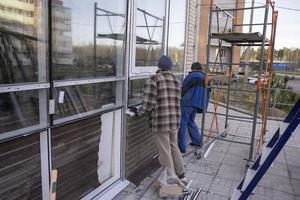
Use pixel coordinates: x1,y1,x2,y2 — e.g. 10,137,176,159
129,0,169,78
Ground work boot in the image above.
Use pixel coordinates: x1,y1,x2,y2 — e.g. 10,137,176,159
178,173,189,186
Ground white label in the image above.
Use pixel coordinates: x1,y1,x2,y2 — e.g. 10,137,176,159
49,99,55,114
58,91,65,104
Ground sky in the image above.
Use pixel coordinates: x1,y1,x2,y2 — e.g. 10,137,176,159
243,0,300,49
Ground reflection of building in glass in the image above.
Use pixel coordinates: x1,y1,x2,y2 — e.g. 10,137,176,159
0,0,36,35
52,0,73,66
0,0,39,84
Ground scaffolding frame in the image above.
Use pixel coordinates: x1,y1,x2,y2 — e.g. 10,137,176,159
199,0,278,164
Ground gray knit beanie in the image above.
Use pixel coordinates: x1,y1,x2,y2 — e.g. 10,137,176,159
157,55,173,70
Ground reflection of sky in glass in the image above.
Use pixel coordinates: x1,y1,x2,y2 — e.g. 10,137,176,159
63,0,126,46
168,0,186,47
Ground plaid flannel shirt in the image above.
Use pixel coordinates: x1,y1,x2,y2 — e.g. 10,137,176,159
140,70,181,132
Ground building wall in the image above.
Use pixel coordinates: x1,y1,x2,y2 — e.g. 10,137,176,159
185,0,199,72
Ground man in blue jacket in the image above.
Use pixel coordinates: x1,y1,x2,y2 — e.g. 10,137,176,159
178,62,211,153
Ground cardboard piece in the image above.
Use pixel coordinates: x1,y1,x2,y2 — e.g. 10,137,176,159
159,184,183,198
50,169,58,200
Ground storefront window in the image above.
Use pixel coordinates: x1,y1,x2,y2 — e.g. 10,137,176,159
135,0,166,67
0,0,47,84
168,0,186,73
52,0,127,80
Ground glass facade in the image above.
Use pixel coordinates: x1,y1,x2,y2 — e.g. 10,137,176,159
52,0,127,80
0,0,189,199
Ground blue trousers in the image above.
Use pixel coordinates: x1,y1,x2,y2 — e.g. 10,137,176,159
178,106,201,153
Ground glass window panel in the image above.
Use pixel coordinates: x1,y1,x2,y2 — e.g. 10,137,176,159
0,0,47,84
128,75,183,106
52,112,121,200
52,0,127,80
52,116,101,200
0,89,47,135
128,79,146,106
54,82,117,119
0,133,42,200
135,0,166,67
168,0,186,72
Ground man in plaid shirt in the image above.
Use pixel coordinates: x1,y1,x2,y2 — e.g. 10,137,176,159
139,55,185,183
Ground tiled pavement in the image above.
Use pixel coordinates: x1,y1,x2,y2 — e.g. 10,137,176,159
115,104,300,200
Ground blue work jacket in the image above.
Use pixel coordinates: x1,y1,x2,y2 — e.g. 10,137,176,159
180,71,211,111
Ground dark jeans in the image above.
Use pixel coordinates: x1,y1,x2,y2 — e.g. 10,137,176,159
178,106,201,153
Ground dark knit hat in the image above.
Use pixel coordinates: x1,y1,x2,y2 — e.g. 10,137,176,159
157,55,173,70
191,62,202,70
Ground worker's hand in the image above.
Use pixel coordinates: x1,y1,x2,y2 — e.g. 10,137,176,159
129,107,139,115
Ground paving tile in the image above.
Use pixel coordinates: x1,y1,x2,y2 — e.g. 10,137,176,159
185,171,214,191
265,163,290,178
253,185,273,199
272,189,295,200
217,163,245,181
259,174,294,194
203,151,226,165
288,164,300,180
222,153,248,168
201,191,228,200
186,159,220,176
227,143,250,158
209,176,239,197
285,147,300,166
291,178,300,196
